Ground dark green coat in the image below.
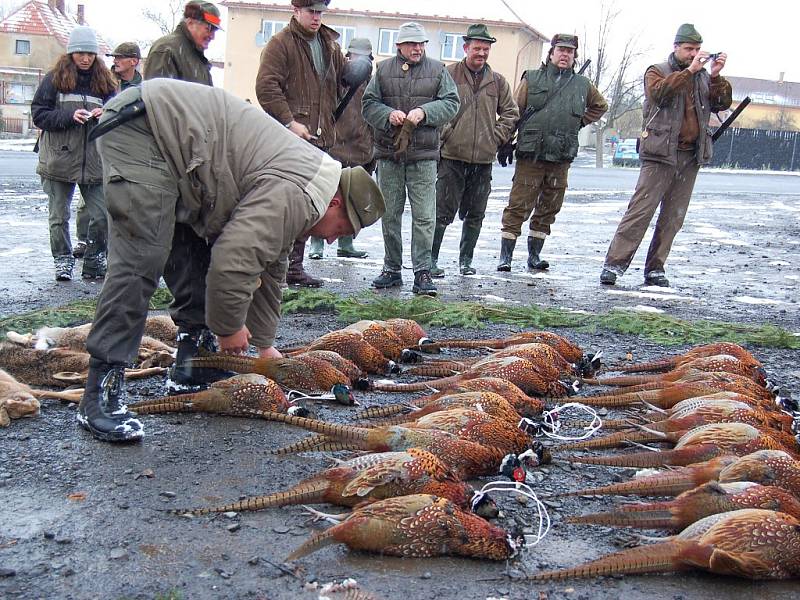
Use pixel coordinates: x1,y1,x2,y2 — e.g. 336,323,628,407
144,22,212,86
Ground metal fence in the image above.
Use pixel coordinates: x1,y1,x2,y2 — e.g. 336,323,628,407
0,116,30,135
710,127,800,171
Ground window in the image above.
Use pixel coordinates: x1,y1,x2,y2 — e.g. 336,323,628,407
15,39,31,55
261,20,286,42
6,83,35,104
332,25,356,50
440,33,465,61
378,29,399,55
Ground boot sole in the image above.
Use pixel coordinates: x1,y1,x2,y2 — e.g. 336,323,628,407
373,280,402,289
496,265,511,272
412,287,437,296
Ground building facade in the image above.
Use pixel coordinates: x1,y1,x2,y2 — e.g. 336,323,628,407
221,0,547,103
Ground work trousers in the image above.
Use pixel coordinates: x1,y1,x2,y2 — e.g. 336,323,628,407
500,158,570,240
603,151,699,277
435,159,492,231
86,114,183,365
376,158,437,273
43,178,106,261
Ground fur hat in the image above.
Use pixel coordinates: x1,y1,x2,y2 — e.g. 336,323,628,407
67,26,99,55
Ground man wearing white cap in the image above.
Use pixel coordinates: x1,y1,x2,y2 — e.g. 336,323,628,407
362,22,459,296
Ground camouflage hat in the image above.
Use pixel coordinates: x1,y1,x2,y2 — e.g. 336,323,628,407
463,24,496,44
551,33,578,49
291,0,330,11
396,22,428,44
674,23,702,44
106,42,141,59
339,167,385,238
347,37,373,56
184,1,223,30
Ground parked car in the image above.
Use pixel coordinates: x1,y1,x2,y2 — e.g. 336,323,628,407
612,138,640,167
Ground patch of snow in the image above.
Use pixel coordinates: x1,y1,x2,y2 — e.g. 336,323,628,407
606,290,697,301
733,296,785,305
623,305,666,314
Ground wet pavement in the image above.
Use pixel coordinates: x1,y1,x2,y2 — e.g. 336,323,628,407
1,148,799,599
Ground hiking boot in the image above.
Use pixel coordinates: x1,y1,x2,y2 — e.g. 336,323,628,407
308,237,324,260
430,264,445,278
644,272,670,287
72,241,87,258
372,270,402,289
497,238,516,272
54,255,74,281
527,236,549,270
460,264,477,275
412,270,437,297
600,268,617,285
77,362,143,443
81,251,107,280
337,236,368,258
166,328,233,394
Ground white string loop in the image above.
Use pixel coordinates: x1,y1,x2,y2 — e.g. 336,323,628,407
518,402,602,441
471,481,551,547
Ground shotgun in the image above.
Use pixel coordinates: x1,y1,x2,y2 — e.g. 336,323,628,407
712,96,750,142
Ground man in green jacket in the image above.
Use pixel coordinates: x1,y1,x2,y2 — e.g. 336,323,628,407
497,34,607,272
108,43,142,90
362,22,460,296
78,80,385,443
144,1,220,85
432,24,518,277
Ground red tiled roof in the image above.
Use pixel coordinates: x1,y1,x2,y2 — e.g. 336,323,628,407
0,0,112,54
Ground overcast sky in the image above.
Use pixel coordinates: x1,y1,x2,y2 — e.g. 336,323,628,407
2,0,795,82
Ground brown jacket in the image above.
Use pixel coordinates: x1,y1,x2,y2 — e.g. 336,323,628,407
144,22,213,86
329,80,373,167
255,19,345,151
440,60,519,164
110,80,341,347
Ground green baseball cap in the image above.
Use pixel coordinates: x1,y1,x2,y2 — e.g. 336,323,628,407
674,23,702,44
463,24,496,43
107,42,141,59
339,167,385,238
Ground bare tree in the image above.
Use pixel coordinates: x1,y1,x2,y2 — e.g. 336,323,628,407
581,1,649,167
141,0,185,36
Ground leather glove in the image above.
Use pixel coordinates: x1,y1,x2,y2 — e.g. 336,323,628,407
497,142,515,167
393,119,416,160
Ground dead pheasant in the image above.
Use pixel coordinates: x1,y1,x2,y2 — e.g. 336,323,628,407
567,423,800,468
169,449,497,517
370,355,570,397
584,354,767,388
553,455,740,499
567,481,800,530
532,509,800,580
717,450,800,497
128,374,303,416
0,343,164,388
357,377,544,419
185,353,353,393
299,350,364,382
379,318,432,347
256,411,548,479
286,330,400,375
418,330,586,363
617,342,762,373
286,494,520,561
556,398,796,452
363,391,523,426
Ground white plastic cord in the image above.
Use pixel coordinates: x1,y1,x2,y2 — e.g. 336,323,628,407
518,402,603,441
472,481,551,547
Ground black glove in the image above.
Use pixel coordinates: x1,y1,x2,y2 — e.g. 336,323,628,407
341,56,372,88
497,142,515,167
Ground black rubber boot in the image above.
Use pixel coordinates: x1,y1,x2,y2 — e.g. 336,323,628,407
77,362,143,442
430,224,447,278
527,236,549,270
459,225,481,275
497,237,516,272
166,328,234,394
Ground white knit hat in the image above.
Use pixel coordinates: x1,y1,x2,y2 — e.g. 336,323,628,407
67,26,99,54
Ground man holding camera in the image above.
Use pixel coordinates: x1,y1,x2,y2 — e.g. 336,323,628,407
600,23,731,288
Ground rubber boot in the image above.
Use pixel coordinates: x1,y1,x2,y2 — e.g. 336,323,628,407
459,225,481,275
286,238,323,288
527,236,550,270
308,236,324,259
497,237,516,272
77,361,143,442
166,328,235,394
337,236,368,258
430,224,447,278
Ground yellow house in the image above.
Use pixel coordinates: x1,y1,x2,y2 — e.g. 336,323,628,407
725,74,800,132
220,0,548,103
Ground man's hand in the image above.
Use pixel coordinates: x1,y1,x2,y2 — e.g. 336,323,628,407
688,51,708,74
389,110,407,126
258,346,282,359
710,52,727,77
497,142,515,167
406,107,425,126
287,120,313,141
217,326,251,354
